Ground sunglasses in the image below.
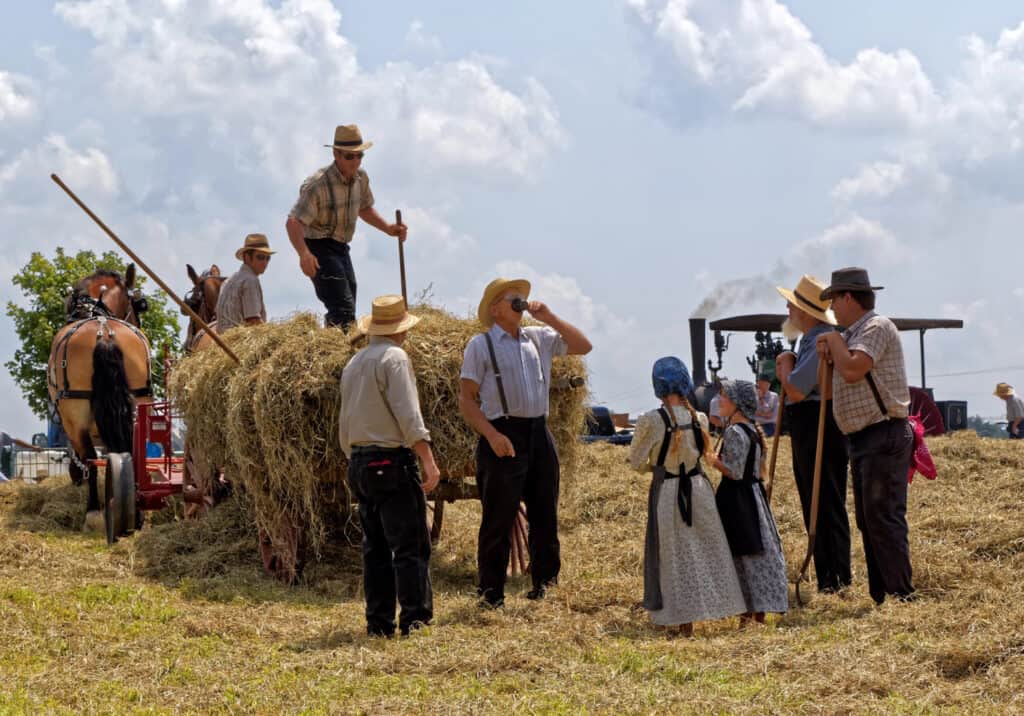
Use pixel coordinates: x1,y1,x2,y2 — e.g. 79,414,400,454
253,254,271,262
342,152,364,161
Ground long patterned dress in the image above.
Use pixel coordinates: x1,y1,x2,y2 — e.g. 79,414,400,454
719,423,789,614
629,406,746,626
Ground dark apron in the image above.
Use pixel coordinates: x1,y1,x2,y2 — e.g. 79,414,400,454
715,422,765,557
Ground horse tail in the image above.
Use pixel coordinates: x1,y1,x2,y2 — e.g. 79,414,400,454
91,337,134,453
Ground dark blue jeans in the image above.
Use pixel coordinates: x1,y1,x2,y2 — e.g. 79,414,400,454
348,446,432,636
847,418,914,604
305,239,356,329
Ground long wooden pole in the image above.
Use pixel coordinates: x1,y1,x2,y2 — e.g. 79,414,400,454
50,174,240,364
396,209,407,306
764,395,786,503
795,360,831,605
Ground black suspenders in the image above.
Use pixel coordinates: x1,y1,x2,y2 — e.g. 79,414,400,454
483,332,510,417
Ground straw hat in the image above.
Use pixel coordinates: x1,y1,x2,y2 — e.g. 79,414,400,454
477,277,531,326
994,382,1015,398
776,275,837,325
324,124,373,152
356,295,419,336
234,233,275,261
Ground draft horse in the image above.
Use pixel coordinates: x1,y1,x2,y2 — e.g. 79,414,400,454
47,265,152,539
180,263,231,519
182,263,223,354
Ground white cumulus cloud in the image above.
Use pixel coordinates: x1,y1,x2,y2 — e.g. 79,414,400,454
54,0,566,183
0,71,37,122
627,0,938,130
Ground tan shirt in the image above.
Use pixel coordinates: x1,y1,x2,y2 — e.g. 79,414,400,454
289,162,374,243
215,263,265,332
831,311,910,435
339,336,431,457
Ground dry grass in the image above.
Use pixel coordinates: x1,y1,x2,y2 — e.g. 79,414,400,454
167,309,587,571
1,431,1022,714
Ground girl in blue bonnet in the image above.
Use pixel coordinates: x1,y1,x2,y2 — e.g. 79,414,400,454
712,379,789,626
628,357,746,637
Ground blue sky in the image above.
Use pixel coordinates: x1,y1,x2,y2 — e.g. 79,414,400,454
3,0,1024,439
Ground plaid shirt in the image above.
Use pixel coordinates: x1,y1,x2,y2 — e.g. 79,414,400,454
289,162,374,243
831,311,910,435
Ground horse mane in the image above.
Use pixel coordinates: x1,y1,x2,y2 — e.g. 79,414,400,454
65,269,126,322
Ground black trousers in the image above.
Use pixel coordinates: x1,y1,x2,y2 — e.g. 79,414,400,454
787,400,852,591
847,418,915,604
305,239,356,329
476,416,560,603
347,446,432,636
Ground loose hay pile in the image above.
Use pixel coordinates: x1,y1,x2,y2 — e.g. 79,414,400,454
168,307,588,570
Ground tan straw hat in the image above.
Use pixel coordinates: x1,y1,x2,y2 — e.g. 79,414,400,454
777,274,837,325
477,277,531,326
994,382,1015,398
356,295,420,336
325,124,373,152
234,233,276,261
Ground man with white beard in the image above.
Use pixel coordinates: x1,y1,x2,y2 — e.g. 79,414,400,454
774,275,852,593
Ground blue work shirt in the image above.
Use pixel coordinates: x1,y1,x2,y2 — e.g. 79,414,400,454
788,323,838,402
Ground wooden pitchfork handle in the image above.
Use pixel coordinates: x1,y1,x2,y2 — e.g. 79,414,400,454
795,360,831,606
50,174,240,364
764,395,785,504
396,210,407,306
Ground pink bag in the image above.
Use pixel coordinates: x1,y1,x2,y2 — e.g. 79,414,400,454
907,414,936,483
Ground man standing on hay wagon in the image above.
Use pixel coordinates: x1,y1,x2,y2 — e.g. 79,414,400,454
993,383,1024,439
775,275,852,594
815,268,916,605
459,277,593,607
339,295,441,637
215,233,274,331
286,124,408,330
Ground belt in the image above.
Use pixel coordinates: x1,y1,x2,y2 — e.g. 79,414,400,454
491,415,545,425
352,445,412,455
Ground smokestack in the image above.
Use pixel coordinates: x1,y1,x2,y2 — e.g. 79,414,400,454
689,318,707,385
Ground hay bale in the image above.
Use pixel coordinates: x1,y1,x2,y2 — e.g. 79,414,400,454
168,306,588,567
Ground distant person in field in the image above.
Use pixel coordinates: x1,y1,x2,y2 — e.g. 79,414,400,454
775,274,852,594
286,124,408,330
712,379,789,625
816,267,915,604
339,295,440,637
994,383,1024,439
754,374,780,437
458,277,592,607
215,234,273,332
628,357,745,637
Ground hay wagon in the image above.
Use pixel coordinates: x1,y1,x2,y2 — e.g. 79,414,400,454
169,310,589,584
94,400,208,544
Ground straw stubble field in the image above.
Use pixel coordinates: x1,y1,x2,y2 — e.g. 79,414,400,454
0,432,1022,714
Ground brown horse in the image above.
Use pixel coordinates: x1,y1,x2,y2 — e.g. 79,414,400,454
182,264,223,353
180,263,230,517
47,265,152,532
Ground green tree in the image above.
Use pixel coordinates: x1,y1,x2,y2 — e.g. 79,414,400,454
5,248,182,419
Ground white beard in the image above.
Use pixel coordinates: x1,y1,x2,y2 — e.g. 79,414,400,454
781,318,802,343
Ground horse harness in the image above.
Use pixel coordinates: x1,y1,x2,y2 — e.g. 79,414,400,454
50,315,152,403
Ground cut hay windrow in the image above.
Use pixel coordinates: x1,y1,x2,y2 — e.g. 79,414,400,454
168,306,588,566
